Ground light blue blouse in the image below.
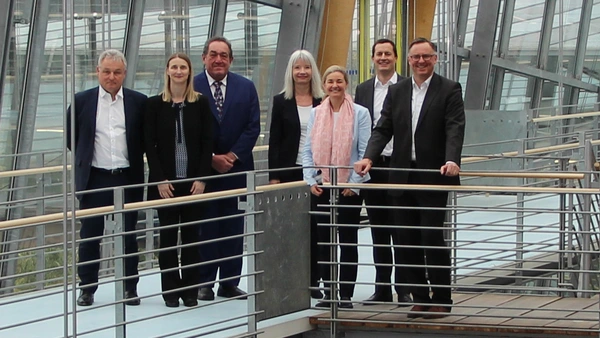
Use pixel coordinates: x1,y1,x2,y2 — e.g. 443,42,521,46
302,103,372,193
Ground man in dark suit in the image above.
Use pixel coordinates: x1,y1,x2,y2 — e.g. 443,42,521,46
193,36,260,301
354,38,411,306
354,38,465,319
66,49,147,306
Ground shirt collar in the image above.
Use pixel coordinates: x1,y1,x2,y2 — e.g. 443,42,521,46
374,73,398,88
205,70,228,87
99,85,123,99
411,73,433,90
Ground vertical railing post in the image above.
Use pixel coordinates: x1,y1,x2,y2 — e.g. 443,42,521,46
144,209,154,270
246,171,257,337
557,158,568,294
515,140,526,286
450,191,458,285
35,155,45,290
579,141,593,298
109,187,126,338
328,167,339,338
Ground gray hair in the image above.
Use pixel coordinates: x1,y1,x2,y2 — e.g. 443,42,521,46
97,49,127,69
281,50,324,100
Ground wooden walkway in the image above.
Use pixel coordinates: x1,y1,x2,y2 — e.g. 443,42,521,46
310,293,600,336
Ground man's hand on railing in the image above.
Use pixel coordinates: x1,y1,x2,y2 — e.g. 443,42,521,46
354,158,373,177
158,181,175,199
212,154,234,173
440,161,460,177
269,179,281,184
190,181,206,195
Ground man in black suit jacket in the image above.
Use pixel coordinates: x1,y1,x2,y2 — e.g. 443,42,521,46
66,49,147,307
354,38,465,319
354,38,411,306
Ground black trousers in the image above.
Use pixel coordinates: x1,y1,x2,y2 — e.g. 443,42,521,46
198,195,244,288
363,156,407,295
78,168,139,293
392,167,452,305
156,181,202,301
311,188,363,298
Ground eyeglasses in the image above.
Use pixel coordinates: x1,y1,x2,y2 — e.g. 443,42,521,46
408,54,436,61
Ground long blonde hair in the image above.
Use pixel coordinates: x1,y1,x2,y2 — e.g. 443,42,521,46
161,53,199,102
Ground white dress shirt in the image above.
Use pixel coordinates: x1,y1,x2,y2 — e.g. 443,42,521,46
373,73,398,157
92,86,129,169
295,105,313,165
206,70,228,100
411,74,433,161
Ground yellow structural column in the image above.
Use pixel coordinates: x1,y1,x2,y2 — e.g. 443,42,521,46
317,0,356,75
407,0,436,42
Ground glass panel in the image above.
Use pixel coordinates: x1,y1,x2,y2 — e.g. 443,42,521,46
499,71,532,110
549,0,582,76
32,0,130,157
223,0,282,146
463,0,479,49
0,0,34,214
506,1,545,66
135,0,212,96
347,0,359,93
583,2,600,88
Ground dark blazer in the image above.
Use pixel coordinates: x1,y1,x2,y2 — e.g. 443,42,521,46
268,93,321,182
364,73,466,195
144,94,214,201
354,72,404,125
193,71,260,191
66,86,147,201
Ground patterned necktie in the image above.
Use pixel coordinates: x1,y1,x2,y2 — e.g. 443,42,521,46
213,81,224,122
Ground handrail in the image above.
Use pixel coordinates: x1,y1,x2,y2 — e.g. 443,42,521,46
462,139,600,163
531,111,600,123
0,175,594,232
0,181,305,230
0,139,595,178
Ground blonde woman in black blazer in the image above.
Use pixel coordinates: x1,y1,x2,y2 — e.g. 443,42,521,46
267,50,323,298
144,53,213,308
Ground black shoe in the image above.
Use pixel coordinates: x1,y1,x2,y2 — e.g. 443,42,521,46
362,291,392,305
339,296,353,309
183,298,198,307
77,291,94,306
217,285,247,299
165,299,179,308
198,287,215,301
397,293,413,306
311,289,323,299
315,294,332,308
124,290,141,306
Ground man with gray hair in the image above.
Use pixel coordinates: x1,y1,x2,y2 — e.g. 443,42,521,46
67,49,147,306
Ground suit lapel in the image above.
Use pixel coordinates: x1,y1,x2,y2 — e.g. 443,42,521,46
221,73,235,120
123,88,134,147
366,78,375,116
198,73,220,121
86,87,100,146
415,74,440,131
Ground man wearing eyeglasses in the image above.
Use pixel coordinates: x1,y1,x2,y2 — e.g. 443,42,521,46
354,37,465,319
193,36,260,301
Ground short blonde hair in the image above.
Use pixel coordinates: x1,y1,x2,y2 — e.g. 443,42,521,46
322,65,349,84
161,53,199,102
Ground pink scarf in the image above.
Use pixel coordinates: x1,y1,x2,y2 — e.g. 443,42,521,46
310,93,355,184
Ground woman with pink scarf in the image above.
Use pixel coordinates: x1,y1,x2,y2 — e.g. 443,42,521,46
302,65,371,309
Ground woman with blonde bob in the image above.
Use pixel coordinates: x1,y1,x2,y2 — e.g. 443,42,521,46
144,53,213,308
302,65,371,308
268,49,324,298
